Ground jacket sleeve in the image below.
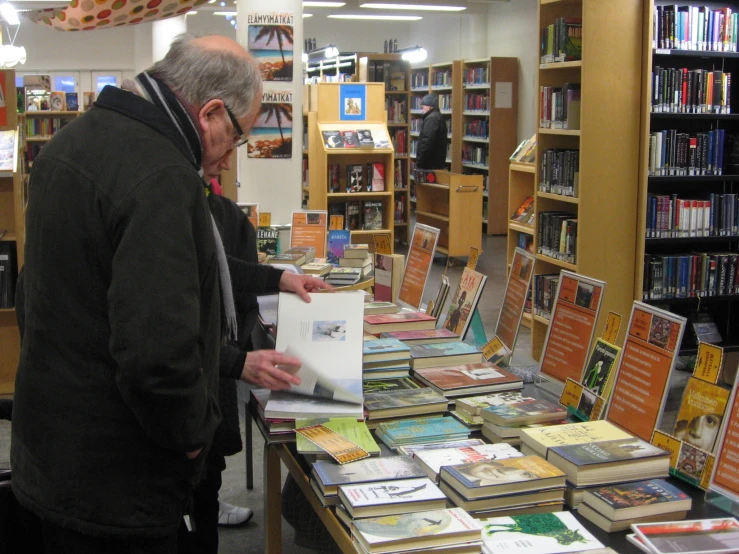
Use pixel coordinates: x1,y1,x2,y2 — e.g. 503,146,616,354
227,255,284,296
221,344,247,381
416,115,441,169
108,167,220,453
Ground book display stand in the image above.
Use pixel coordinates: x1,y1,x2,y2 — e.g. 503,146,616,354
707,367,739,516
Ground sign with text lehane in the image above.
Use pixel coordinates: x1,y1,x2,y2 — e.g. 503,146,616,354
606,302,686,441
398,223,439,310
494,247,536,353
290,210,327,259
538,271,605,385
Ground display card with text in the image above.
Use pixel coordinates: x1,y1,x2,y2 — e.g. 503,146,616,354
538,271,605,385
398,223,439,310
291,210,328,259
494,247,536,352
708,368,739,507
606,302,685,442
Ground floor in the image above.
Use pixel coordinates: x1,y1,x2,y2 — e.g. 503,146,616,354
0,234,539,553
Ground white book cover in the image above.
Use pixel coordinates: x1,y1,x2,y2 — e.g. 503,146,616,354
275,292,364,405
480,512,603,554
340,477,445,508
457,391,536,416
414,443,522,477
263,390,364,420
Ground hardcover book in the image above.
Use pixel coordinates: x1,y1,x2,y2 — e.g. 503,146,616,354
520,420,633,457
357,129,374,148
581,479,691,521
339,477,447,518
413,363,523,397
368,162,385,191
456,391,536,422
481,399,567,426
363,302,400,316
414,443,522,483
376,416,469,448
347,164,364,193
374,253,404,304
443,267,488,339
363,338,411,363
363,201,383,230
322,130,342,148
363,378,420,394
302,262,332,276
341,130,360,148
65,92,78,111
480,512,603,554
351,508,482,554
267,252,306,265
673,377,729,454
346,200,362,230
364,311,437,334
380,328,460,345
312,455,427,496
344,244,370,258
632,518,739,554
364,388,448,419
410,342,483,369
441,456,566,498
327,230,351,265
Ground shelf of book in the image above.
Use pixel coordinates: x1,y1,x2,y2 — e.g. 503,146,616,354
327,191,393,198
529,0,642,361
463,137,490,144
637,1,739,355
359,53,411,243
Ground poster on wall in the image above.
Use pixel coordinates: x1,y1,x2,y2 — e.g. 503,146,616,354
247,13,294,82
339,84,367,121
247,90,292,159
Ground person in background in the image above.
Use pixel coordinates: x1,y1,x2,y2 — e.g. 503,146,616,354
416,93,448,170
12,34,256,553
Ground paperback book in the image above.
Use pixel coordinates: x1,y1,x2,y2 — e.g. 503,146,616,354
295,417,380,458
364,388,448,420
456,391,536,423
414,443,522,483
481,399,567,426
520,420,633,457
362,338,411,363
410,342,483,369
364,311,437,334
376,416,469,449
362,378,420,394
338,477,447,518
412,363,523,397
444,267,488,339
312,455,426,496
374,253,404,304
673,377,729,454
322,130,342,148
632,518,739,554
381,328,459,345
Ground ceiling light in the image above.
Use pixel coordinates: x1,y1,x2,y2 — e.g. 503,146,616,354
398,45,427,62
185,10,198,15
303,1,346,6
308,44,340,60
213,11,237,15
303,13,313,17
328,14,421,19
0,3,19,26
0,45,25,68
361,2,465,10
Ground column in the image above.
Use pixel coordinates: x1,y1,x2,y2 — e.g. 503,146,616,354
236,0,303,225
152,15,187,64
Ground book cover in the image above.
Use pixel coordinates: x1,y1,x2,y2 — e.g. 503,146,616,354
442,456,565,489
585,479,689,511
302,262,332,276
374,253,404,304
549,438,669,467
410,341,481,360
295,417,380,456
414,443,522,477
483,400,566,423
347,164,364,193
581,338,620,397
364,301,400,315
369,162,385,191
673,377,729,453
313,455,426,487
357,129,374,148
511,196,535,222
263,390,365,420
363,378,420,394
340,477,446,508
481,512,603,554
83,91,95,110
398,439,486,457
267,252,305,265
443,268,488,339
65,92,78,111
363,201,383,230
456,391,536,417
352,508,482,549
381,328,460,343
520,421,633,456
633,518,739,554
346,200,361,230
365,312,436,326
363,338,410,358
327,230,351,265
364,388,447,412
49,91,65,111
413,363,522,392
341,130,360,148
344,244,370,257
322,130,342,148
378,416,469,442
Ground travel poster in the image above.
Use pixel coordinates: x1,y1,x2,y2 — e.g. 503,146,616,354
291,211,327,259
607,302,686,441
538,271,605,385
247,90,292,159
398,223,439,310
246,13,294,81
495,247,536,351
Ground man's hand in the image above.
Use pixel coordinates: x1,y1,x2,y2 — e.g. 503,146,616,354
279,272,334,302
240,350,302,390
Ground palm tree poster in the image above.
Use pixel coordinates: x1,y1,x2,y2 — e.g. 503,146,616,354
247,13,294,81
248,90,293,159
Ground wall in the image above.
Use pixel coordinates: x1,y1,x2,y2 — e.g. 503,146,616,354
303,17,410,55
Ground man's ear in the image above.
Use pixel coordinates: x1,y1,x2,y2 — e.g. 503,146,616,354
198,99,225,136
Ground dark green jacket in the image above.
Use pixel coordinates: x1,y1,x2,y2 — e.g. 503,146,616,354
11,86,221,538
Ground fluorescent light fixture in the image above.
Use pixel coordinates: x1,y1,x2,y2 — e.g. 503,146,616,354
213,11,237,15
328,13,421,19
185,10,198,15
398,45,427,62
303,13,313,17
0,3,19,26
361,2,465,10
302,1,345,6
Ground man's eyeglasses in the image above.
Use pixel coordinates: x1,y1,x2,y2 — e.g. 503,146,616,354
224,104,248,148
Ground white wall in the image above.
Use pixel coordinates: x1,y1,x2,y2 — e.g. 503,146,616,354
303,16,409,55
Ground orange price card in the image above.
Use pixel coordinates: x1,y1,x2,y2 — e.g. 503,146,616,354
467,247,480,270
374,233,392,255
398,223,439,309
291,210,328,259
538,271,605,385
494,247,536,352
694,342,723,384
329,215,344,230
606,302,686,441
601,312,622,344
259,212,272,227
650,430,682,469
560,378,584,410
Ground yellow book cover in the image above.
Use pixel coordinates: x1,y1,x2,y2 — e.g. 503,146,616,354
672,377,729,454
521,420,632,456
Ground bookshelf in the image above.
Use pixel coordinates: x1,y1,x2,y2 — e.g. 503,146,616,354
306,83,395,250
431,61,463,175
636,1,739,355
358,54,411,244
414,170,483,256
302,85,311,210
508,161,536,329
0,69,23,394
304,54,358,84
530,0,643,361
409,64,430,207
22,111,80,171
462,57,519,235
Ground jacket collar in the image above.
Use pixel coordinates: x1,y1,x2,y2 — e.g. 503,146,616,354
422,107,438,119
94,86,201,169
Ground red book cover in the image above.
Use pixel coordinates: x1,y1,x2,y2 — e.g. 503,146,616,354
413,363,522,391
364,312,436,325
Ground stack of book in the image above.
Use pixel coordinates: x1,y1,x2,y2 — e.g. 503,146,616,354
381,328,460,344
267,246,315,266
340,243,373,276
412,442,522,483
454,391,535,427
409,342,483,370
326,267,363,286
350,508,483,554
302,259,333,276
412,362,523,404
439,455,567,516
480,398,567,445
310,455,427,508
363,337,412,379
295,417,380,462
376,416,469,449
363,301,400,315
364,388,448,427
578,479,692,532
364,311,437,335
397,438,486,457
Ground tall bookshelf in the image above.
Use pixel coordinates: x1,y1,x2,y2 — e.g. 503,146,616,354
409,65,430,208
636,1,739,356
306,83,396,250
462,57,519,235
508,161,536,329
530,0,643,361
430,61,463,174
359,54,411,244
0,69,23,394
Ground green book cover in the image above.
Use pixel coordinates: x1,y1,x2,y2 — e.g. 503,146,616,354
295,417,380,456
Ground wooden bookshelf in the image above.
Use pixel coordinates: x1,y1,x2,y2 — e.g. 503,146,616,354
0,69,23,394
358,54,411,244
636,1,739,355
529,0,642,361
462,57,519,236
508,161,536,329
306,83,395,250
414,170,482,257
302,85,311,210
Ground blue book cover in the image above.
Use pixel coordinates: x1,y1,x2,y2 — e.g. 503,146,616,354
549,438,669,467
363,338,411,357
378,416,469,442
327,230,351,265
410,341,480,359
